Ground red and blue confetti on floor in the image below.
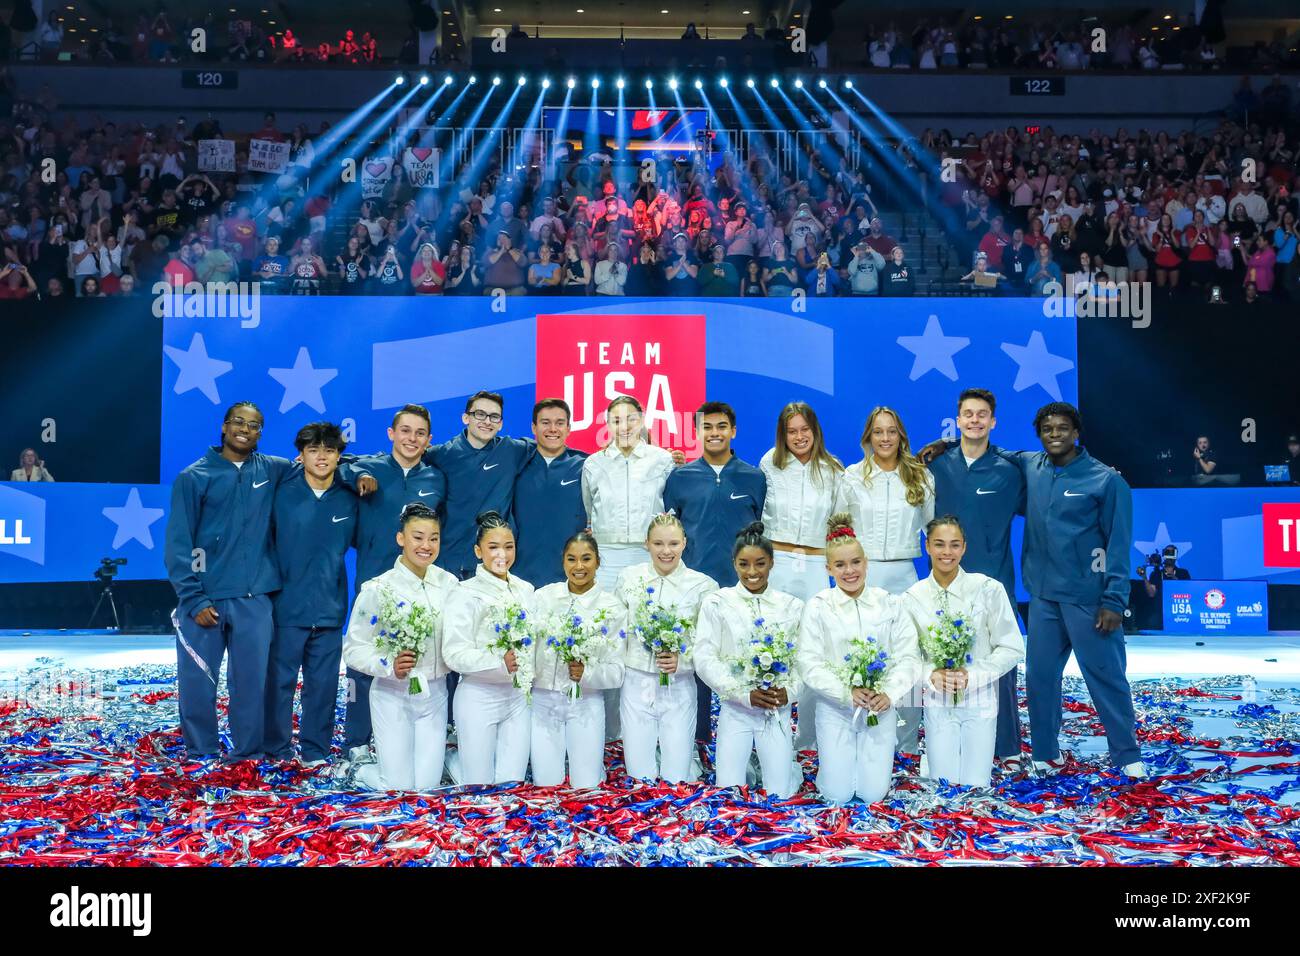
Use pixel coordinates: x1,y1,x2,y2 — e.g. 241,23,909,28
2,662,1298,866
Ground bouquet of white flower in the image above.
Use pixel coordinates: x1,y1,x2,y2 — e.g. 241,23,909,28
487,602,536,701
624,582,694,686
728,616,798,716
919,607,976,704
371,587,437,695
831,636,889,726
542,607,617,699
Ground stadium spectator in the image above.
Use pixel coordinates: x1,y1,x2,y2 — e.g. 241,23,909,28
10,448,53,482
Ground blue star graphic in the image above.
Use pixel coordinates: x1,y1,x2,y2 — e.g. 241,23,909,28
164,333,233,405
1000,331,1075,401
1134,522,1193,561
102,487,165,550
896,314,970,381
268,347,339,414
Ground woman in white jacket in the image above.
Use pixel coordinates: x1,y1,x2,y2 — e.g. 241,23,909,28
840,405,934,752
442,511,536,785
343,503,459,791
582,396,676,591
798,513,923,805
695,522,804,798
531,531,626,788
902,516,1024,788
614,512,718,782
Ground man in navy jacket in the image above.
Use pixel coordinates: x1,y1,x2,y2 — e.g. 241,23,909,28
265,422,357,766
165,401,294,760
663,401,767,746
926,388,1026,765
512,398,588,587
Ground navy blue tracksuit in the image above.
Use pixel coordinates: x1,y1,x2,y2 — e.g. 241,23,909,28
1002,446,1140,767
662,454,767,742
165,447,294,759
512,447,588,588
265,470,358,762
929,442,1026,758
335,453,446,748
424,432,535,579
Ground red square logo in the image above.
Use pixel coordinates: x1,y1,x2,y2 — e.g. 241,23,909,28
1263,503,1300,568
536,314,706,454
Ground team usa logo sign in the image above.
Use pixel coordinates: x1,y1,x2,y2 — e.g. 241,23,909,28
1203,589,1227,611
535,314,706,455
1262,503,1300,568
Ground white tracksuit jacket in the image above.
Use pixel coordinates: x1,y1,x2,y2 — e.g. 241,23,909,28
343,557,459,690
798,585,923,709
839,459,935,561
614,561,718,676
582,442,675,546
442,565,536,687
531,582,626,693
758,449,845,548
695,585,805,706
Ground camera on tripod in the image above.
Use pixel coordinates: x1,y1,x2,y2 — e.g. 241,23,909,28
93,556,127,582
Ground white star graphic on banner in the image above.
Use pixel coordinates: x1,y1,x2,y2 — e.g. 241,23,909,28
268,347,339,414
896,314,971,381
1134,522,1194,561
163,333,233,404
1000,331,1075,401
102,487,166,550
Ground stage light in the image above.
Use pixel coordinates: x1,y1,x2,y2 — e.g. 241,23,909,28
517,75,527,86
591,77,600,88
794,78,804,89
719,77,729,88
492,75,502,86
769,77,779,88
469,74,478,84
395,75,406,85
566,76,576,89
443,74,454,85
818,78,827,88
645,78,654,89
541,77,551,89
746,78,755,88
844,79,853,89
419,74,430,85
668,77,679,91
693,79,702,90
616,77,625,89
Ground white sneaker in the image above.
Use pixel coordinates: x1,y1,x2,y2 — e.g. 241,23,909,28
1121,761,1147,779
1033,756,1068,775
347,745,373,764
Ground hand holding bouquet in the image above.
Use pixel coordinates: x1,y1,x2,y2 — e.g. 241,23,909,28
371,588,437,695
833,636,889,727
919,608,975,704
488,602,536,700
730,616,797,715
624,583,694,686
543,608,617,699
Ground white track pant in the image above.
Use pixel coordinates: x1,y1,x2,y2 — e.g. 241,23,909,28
530,687,607,789
868,558,923,752
366,677,448,791
596,543,644,743
620,667,697,783
925,688,998,788
772,549,830,754
452,679,531,785
715,700,797,798
815,697,898,805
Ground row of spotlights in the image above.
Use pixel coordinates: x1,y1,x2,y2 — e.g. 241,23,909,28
397,74,857,90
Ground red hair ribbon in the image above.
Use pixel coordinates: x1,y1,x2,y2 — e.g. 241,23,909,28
827,527,856,541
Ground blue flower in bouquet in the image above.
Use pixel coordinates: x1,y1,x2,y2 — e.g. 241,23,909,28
369,615,378,626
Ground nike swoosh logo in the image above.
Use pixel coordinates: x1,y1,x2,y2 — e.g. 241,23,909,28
417,490,436,497
560,478,579,486
975,488,996,495
482,463,499,471
332,515,350,523
730,493,748,500
1063,490,1084,497
252,480,269,489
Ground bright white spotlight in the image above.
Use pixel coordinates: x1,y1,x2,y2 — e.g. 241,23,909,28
419,74,430,85
844,79,853,89
668,77,678,91
645,78,654,89
719,77,728,88
693,79,702,89
616,77,625,89
818,78,827,89
566,77,576,89
444,74,454,85
517,75,527,86
745,78,755,88
492,75,502,86
591,77,600,89
395,75,406,85
769,77,779,88
794,78,803,89
541,77,551,89
468,75,478,84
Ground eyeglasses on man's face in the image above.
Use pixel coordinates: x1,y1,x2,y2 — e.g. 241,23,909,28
468,410,503,424
226,417,263,432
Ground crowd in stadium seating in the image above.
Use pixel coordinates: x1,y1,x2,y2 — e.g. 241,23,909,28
0,67,1297,303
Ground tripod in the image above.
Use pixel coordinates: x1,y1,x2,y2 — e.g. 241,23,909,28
89,578,122,630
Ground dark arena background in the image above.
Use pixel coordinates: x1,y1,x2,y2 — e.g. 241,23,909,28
0,0,1298,928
